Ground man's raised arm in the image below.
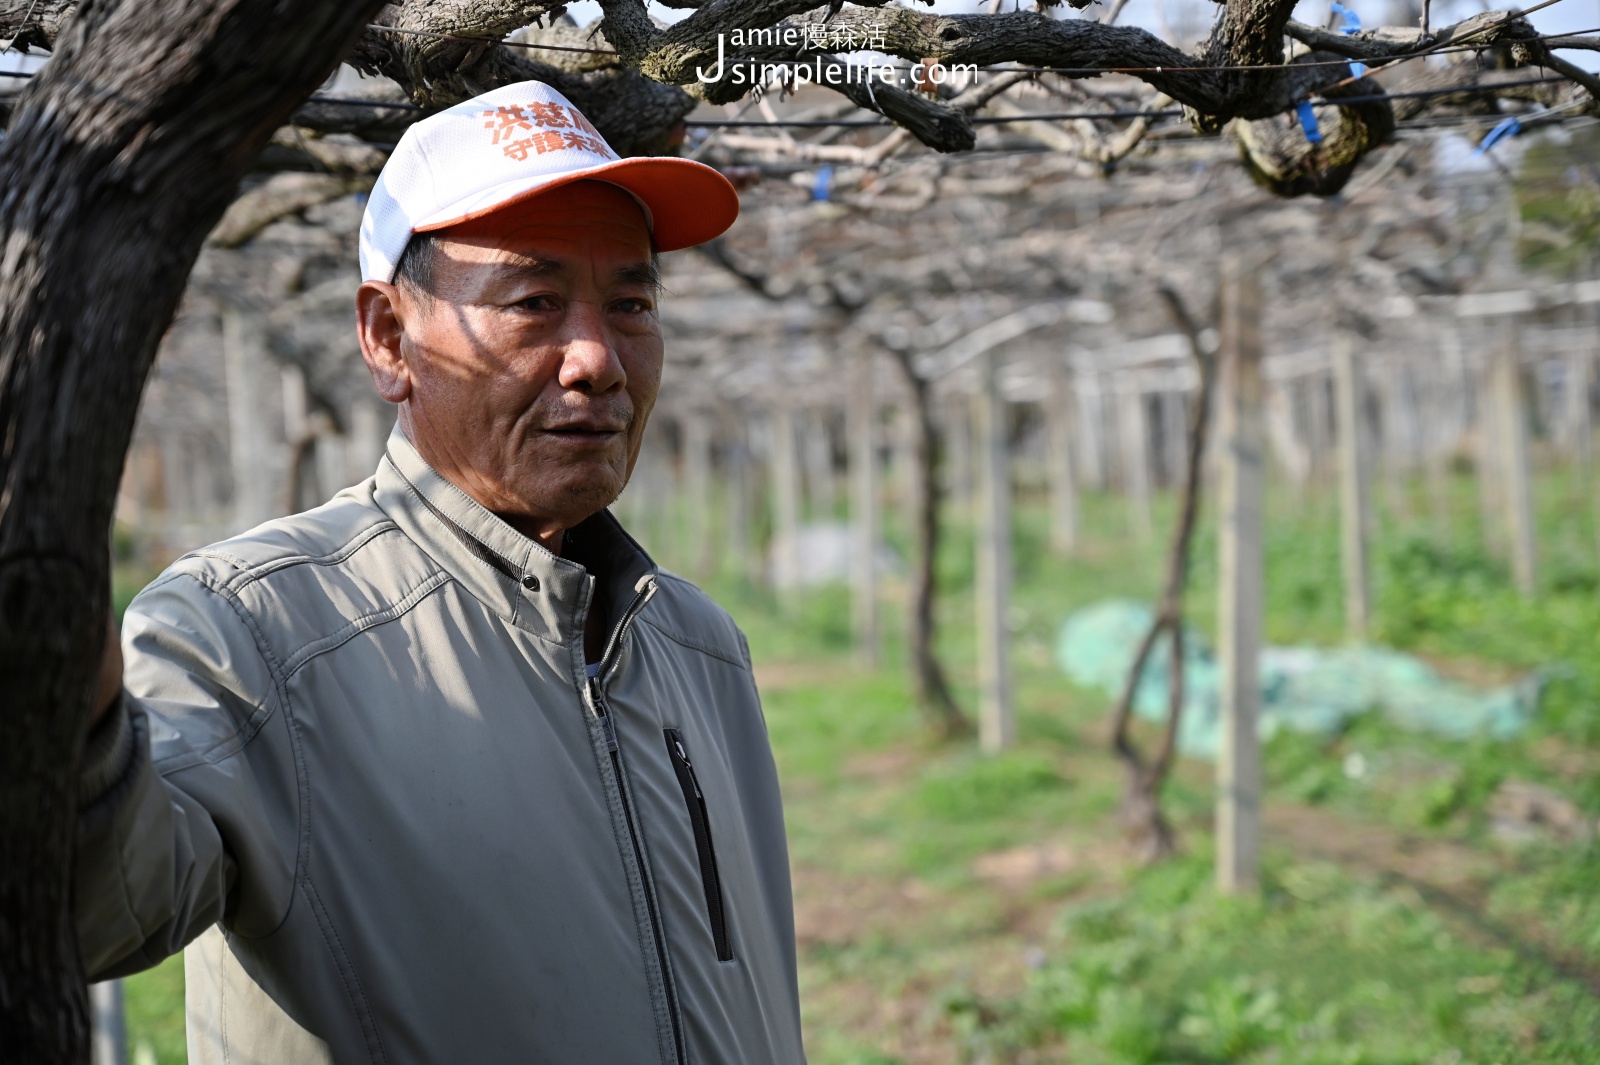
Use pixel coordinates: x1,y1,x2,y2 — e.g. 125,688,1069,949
77,568,299,979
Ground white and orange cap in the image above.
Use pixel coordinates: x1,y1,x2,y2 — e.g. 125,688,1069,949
358,81,738,283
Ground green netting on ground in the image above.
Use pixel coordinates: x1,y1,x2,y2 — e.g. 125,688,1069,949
1055,599,1542,760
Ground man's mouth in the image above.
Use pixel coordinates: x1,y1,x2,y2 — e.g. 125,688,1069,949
544,422,625,446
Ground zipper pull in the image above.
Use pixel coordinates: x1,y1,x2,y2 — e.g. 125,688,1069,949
588,676,619,752
673,737,703,798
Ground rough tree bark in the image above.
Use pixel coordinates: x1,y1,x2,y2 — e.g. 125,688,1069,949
1107,286,1218,864
888,347,972,740
0,1,384,1061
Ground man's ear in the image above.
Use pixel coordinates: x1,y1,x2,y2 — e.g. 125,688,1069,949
357,281,413,404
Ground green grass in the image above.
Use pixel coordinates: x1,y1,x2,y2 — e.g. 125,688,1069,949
715,468,1600,1063
112,465,1600,1062
969,856,1600,1064
122,956,185,1065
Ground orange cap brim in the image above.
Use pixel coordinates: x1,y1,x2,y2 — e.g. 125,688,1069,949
412,156,740,252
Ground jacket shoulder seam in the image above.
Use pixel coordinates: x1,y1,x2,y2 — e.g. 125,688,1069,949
281,569,454,679
145,573,287,774
636,613,748,670
187,519,400,591
638,575,752,670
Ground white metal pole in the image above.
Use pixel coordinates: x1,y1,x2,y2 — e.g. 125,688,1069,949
90,980,128,1065
1216,260,1265,895
769,405,802,604
849,355,880,665
974,349,1015,753
1333,335,1370,639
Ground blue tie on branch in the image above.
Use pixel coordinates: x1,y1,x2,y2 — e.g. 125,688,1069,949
813,165,834,202
1330,3,1366,76
1297,101,1324,144
1474,116,1522,156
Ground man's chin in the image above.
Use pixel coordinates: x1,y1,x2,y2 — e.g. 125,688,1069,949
519,470,625,525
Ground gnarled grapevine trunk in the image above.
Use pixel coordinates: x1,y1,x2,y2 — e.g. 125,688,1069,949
889,348,972,739
0,2,381,1060
1107,287,1217,864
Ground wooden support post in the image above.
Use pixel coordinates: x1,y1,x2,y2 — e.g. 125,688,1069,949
90,979,127,1065
1493,321,1537,596
1216,260,1264,895
1333,335,1370,639
770,405,802,603
1566,349,1600,571
1078,380,1108,491
801,409,836,519
974,348,1015,753
1421,352,1452,542
158,436,186,546
223,307,272,532
281,364,308,443
347,402,383,484
1047,366,1080,556
1568,351,1593,496
683,413,714,579
1306,374,1331,485
661,424,686,569
315,431,347,503
1475,345,1506,556
281,363,312,512
1119,375,1153,543
720,413,752,585
849,356,880,665
1372,363,1400,524
1162,389,1189,490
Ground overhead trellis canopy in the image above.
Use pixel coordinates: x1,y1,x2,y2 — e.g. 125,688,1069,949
4,0,1600,199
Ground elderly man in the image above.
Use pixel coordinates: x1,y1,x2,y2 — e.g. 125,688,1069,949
77,82,804,1065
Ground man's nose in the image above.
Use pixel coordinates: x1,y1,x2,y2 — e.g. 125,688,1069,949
556,300,626,394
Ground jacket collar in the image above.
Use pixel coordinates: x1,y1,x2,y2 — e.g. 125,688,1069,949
372,424,654,647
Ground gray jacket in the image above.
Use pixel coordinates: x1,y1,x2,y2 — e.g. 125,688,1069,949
76,427,805,1065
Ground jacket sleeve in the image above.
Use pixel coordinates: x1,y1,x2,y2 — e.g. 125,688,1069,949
75,569,301,980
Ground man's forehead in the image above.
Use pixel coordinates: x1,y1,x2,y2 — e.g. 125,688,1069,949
460,247,655,281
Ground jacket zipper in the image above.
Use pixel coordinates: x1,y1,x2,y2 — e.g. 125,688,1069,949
585,579,686,1065
664,728,734,961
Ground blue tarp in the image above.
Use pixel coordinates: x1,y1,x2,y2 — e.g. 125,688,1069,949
1056,599,1541,760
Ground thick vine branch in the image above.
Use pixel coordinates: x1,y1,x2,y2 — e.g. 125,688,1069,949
6,0,1599,202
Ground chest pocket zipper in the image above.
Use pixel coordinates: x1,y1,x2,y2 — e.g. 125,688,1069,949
663,728,734,961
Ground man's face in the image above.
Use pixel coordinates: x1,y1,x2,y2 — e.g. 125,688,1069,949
357,181,662,545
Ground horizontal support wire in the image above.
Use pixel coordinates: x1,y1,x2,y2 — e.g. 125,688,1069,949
687,76,1569,127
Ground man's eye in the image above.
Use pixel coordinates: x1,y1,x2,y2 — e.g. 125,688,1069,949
614,298,654,314
517,295,559,312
